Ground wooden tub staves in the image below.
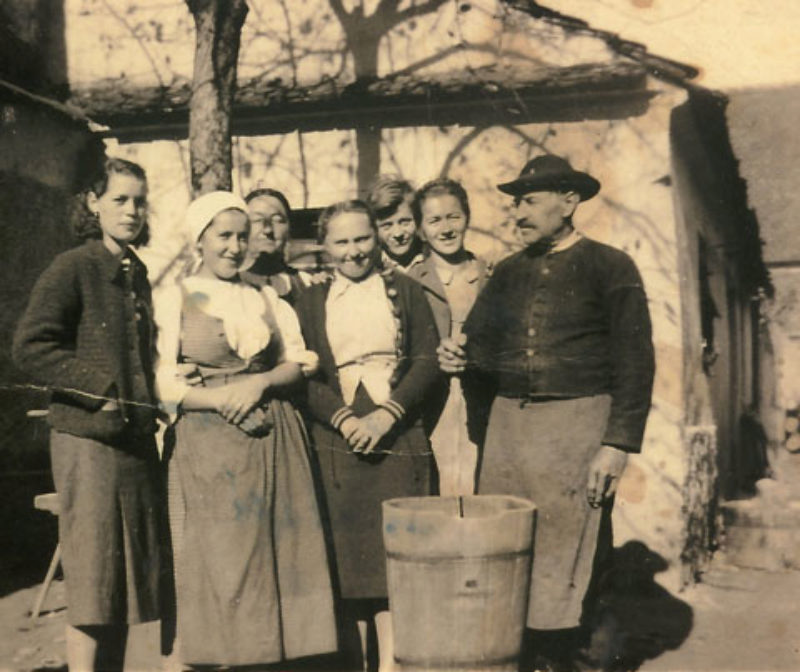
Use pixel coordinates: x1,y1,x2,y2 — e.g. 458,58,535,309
383,495,536,672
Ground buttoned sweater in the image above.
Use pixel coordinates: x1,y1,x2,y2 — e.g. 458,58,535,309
463,236,655,451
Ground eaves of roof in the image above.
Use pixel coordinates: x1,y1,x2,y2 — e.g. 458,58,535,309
0,77,95,128
64,0,705,142
70,60,654,142
502,0,700,86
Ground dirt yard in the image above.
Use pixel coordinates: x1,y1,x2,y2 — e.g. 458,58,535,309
3,560,800,672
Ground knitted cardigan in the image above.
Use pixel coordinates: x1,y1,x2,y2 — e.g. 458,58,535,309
13,240,157,443
293,268,441,430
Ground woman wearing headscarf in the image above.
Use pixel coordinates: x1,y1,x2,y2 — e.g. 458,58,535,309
154,191,336,668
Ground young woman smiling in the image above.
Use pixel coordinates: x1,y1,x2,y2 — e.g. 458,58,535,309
407,178,492,496
293,200,440,672
154,191,336,669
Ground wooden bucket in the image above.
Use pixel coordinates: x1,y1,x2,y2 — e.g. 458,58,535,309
383,495,536,672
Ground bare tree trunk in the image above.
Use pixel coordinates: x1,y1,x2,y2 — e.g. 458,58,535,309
356,126,381,197
350,33,381,195
186,0,248,196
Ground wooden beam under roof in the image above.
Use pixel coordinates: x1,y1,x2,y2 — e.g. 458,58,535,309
69,61,656,143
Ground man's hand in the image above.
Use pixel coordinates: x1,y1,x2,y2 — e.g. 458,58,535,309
587,444,629,508
437,334,467,374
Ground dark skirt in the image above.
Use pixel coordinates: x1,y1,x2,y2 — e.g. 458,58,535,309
168,398,337,666
477,395,612,630
311,386,434,599
50,429,163,626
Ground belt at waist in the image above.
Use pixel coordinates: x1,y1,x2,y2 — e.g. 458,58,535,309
178,361,253,389
498,392,612,409
336,351,397,370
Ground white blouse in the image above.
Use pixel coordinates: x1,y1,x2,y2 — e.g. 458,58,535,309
325,270,398,406
154,276,318,418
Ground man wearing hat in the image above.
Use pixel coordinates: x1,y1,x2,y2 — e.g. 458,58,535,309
439,154,655,670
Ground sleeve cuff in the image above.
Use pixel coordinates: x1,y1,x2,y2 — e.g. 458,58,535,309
330,406,355,431
380,399,406,422
601,434,642,454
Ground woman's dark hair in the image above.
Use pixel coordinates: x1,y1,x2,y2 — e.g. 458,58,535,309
365,175,414,221
316,200,376,244
73,157,150,246
244,187,292,218
411,177,471,225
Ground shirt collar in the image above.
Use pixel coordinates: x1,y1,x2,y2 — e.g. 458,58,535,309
549,229,583,254
382,249,424,272
432,255,481,287
328,268,380,302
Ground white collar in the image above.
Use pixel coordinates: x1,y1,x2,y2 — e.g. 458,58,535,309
550,229,583,254
432,256,481,286
328,268,380,302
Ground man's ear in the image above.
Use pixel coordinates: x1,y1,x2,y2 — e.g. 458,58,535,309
561,191,580,217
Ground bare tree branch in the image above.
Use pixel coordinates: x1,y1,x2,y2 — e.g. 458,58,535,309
392,0,450,28
502,124,551,155
277,0,299,87
381,130,405,175
99,0,167,87
296,132,310,208
438,126,486,178
389,41,548,78
327,0,351,28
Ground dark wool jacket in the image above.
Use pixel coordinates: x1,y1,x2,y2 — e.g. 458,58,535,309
293,269,441,431
240,252,307,305
463,236,655,452
13,240,157,444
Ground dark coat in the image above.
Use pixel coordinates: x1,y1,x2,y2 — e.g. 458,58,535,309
464,236,655,452
12,240,157,444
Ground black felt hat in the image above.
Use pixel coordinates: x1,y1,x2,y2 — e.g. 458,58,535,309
497,154,601,201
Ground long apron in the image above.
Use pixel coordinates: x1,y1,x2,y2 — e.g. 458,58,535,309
166,300,336,666
478,394,611,630
429,376,478,496
170,399,336,665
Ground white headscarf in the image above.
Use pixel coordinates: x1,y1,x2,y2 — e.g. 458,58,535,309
183,190,270,360
185,190,248,244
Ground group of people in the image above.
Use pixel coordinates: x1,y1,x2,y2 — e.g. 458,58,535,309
12,152,655,672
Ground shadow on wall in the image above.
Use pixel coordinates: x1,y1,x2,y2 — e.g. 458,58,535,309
584,541,694,672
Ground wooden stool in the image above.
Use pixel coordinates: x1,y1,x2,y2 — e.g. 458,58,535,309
31,492,61,619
